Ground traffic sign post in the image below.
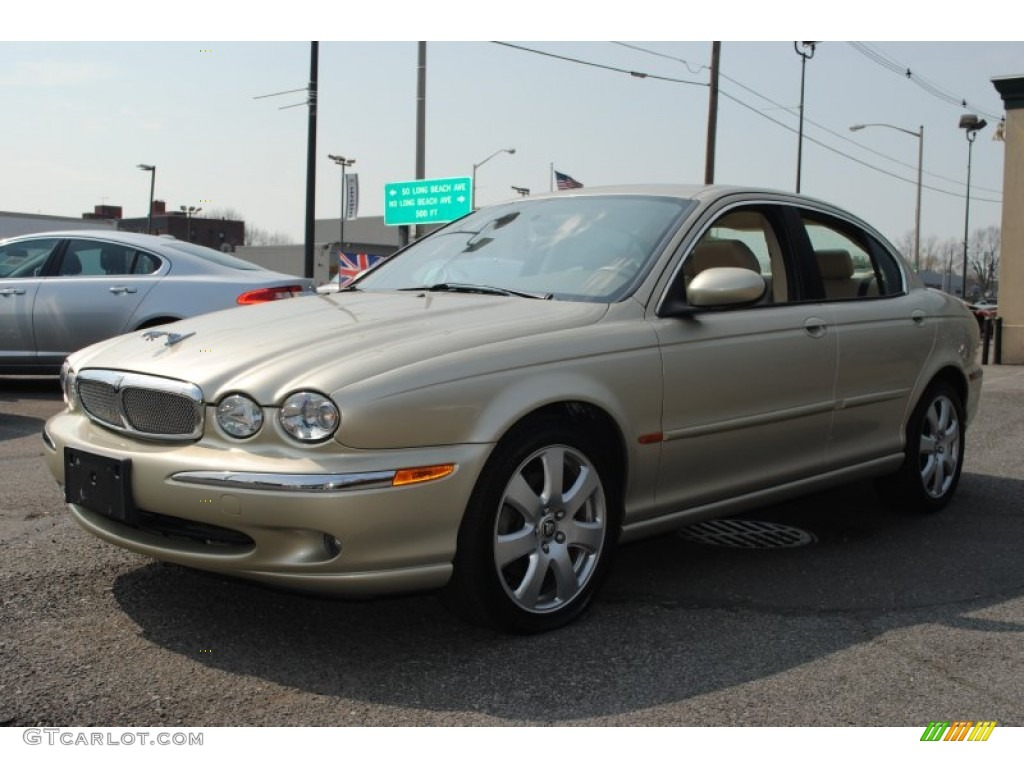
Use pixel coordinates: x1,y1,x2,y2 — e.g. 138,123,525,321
384,177,472,226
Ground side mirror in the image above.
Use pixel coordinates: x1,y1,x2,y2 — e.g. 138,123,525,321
687,267,766,308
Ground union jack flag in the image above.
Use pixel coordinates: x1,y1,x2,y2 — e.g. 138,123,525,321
555,170,584,190
337,251,384,287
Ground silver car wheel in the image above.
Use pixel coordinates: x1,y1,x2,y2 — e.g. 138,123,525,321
493,444,607,614
918,394,961,499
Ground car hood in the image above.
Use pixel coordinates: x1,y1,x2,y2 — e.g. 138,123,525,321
69,291,610,403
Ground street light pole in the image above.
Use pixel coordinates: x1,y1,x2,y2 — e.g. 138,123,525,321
959,114,988,299
328,154,355,253
137,164,156,234
179,205,202,242
794,42,817,194
849,122,924,271
472,148,515,209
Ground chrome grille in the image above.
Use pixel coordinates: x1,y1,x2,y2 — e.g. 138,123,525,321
75,370,204,441
122,387,198,435
78,379,123,427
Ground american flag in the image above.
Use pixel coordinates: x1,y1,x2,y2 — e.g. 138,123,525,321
555,170,584,190
338,251,384,287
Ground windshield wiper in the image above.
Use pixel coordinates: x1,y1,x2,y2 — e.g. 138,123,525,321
399,283,552,300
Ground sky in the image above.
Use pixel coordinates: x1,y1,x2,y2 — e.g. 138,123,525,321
3,5,1021,257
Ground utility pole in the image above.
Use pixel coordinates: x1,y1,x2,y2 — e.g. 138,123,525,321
794,41,817,194
304,42,319,279
704,42,721,184
411,41,427,243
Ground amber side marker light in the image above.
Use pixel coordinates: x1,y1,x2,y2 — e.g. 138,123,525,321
236,285,306,305
392,464,456,487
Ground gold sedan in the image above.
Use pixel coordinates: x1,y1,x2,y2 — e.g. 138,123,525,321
44,186,982,633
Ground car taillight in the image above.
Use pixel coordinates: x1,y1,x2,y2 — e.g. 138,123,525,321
236,285,305,305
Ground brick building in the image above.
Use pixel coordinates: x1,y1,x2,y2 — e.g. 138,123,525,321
114,201,244,251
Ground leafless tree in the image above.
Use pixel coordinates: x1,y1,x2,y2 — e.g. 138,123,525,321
969,225,1000,298
244,226,294,247
202,207,246,222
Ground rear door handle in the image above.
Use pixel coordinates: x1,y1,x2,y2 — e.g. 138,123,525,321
911,309,926,326
803,316,828,339
0,287,26,296
109,286,138,295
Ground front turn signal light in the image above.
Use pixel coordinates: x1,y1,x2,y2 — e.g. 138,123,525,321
392,464,456,487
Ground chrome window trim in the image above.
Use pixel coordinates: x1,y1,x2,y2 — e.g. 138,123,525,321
653,196,909,316
76,369,204,441
171,470,397,493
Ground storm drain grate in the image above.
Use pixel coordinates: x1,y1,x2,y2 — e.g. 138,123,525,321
678,519,816,549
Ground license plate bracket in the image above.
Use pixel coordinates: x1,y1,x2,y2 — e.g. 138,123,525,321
64,447,136,525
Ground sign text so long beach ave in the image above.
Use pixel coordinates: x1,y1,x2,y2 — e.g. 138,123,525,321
384,177,472,226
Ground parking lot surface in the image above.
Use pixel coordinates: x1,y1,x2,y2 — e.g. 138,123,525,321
1,368,1022,726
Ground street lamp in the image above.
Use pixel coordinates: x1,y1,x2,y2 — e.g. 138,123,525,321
850,123,925,271
137,164,156,234
511,185,530,197
180,205,202,242
328,154,355,252
472,148,515,209
793,42,817,194
959,114,988,299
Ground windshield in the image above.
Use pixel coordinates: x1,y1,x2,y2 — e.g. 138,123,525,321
357,195,693,302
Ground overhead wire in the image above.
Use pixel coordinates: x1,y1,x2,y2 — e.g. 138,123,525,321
618,40,1002,195
848,42,1004,122
489,41,1002,204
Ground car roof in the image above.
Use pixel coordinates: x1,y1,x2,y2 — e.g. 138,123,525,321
504,183,841,210
1,230,185,248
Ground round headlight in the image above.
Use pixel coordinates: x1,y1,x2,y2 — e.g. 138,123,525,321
60,361,78,411
216,394,264,438
279,392,340,442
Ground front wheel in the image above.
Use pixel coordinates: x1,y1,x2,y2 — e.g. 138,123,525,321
443,422,619,633
876,381,966,513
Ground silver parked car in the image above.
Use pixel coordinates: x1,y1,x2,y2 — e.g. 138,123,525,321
0,230,313,374
44,186,982,633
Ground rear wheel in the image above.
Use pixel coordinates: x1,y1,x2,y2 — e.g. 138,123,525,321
877,381,965,513
443,421,619,633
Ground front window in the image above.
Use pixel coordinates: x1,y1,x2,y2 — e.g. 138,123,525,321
357,195,693,302
0,238,60,278
800,214,904,299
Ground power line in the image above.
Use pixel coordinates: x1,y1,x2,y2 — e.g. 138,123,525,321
489,41,1001,204
715,69,1002,195
491,41,706,87
609,41,708,75
717,87,1001,204
848,42,1003,121
614,41,999,195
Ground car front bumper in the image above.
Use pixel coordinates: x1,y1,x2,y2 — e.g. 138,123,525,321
43,410,492,596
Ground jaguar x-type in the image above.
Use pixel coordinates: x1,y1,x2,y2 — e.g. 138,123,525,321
44,186,982,633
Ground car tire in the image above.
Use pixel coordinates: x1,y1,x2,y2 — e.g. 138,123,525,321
876,380,966,514
443,419,619,633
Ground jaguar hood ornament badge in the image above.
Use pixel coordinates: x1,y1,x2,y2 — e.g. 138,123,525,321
142,330,196,347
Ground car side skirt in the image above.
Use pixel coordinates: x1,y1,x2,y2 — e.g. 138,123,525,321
619,453,904,543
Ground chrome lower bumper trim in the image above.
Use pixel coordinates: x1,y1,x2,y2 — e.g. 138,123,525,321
171,470,396,493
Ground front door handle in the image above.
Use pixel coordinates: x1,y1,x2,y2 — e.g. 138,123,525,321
109,286,138,295
803,316,828,339
0,287,26,296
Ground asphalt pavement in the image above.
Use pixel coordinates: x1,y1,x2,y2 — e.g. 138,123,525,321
0,367,1021,726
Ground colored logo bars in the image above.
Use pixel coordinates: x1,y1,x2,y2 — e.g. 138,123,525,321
920,721,997,742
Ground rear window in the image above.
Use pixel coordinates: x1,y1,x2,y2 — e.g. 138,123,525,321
160,240,262,270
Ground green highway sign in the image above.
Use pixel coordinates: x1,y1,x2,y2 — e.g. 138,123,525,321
384,176,472,226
